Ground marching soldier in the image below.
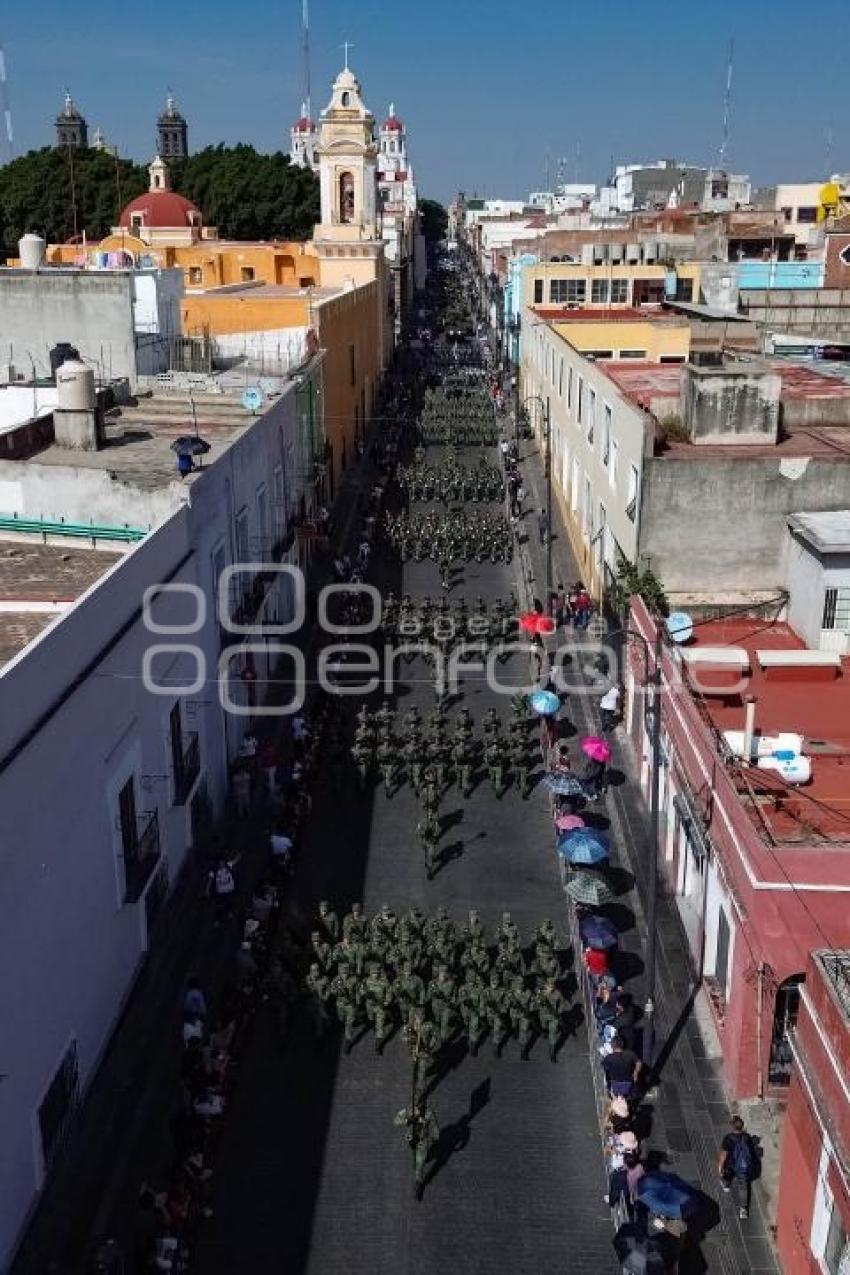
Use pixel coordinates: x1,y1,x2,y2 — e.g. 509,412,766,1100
404,1010,442,1096
343,901,367,943
336,934,366,979
463,908,486,947
332,966,363,1054
485,971,511,1058
452,735,474,799
428,965,460,1045
537,978,567,1061
377,736,400,798
459,972,487,1056
394,1100,440,1199
485,735,508,798
510,739,531,798
304,961,333,1040
311,928,335,977
417,810,442,881
397,959,426,1024
511,974,538,1060
364,962,394,1054
533,918,558,956
317,899,340,945
403,736,424,792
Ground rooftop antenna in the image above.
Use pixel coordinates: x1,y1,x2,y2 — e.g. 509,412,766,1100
718,37,734,170
0,42,13,162
825,114,834,178
544,145,550,192
302,0,311,120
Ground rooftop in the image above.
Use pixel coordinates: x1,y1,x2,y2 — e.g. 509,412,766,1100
679,614,850,843
0,540,124,668
0,386,59,436
534,306,688,326
788,511,850,553
198,282,340,301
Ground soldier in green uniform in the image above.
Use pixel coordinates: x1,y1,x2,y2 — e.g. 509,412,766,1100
336,934,365,979
342,901,367,943
397,959,426,1024
452,734,475,798
403,735,424,793
317,899,340,945
351,734,373,791
428,965,460,1044
311,928,335,977
510,974,538,1060
463,908,486,947
485,970,511,1057
485,734,508,798
533,918,558,956
394,1100,440,1198
405,905,427,947
536,978,567,1061
531,942,560,986
332,966,363,1053
510,738,531,798
417,810,442,880
459,972,487,1055
364,962,394,1053
404,1010,442,1096
460,936,490,981
377,736,400,798
304,961,334,1040
427,907,457,968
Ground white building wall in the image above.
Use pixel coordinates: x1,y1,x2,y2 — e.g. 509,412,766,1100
0,380,310,1267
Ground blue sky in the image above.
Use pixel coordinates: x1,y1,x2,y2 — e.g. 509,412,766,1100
2,0,847,201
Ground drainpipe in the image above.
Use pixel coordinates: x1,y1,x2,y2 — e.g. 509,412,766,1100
742,694,757,763
756,961,766,1099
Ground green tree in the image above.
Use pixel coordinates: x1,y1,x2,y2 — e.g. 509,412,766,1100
0,144,319,257
418,198,448,243
0,147,147,257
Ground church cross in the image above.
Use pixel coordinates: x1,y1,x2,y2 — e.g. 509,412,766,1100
342,41,354,70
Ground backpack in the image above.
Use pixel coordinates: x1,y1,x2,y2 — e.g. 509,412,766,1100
730,1134,754,1178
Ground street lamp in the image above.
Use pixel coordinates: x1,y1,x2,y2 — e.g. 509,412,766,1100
521,393,552,607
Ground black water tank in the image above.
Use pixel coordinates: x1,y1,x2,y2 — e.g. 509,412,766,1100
49,342,80,378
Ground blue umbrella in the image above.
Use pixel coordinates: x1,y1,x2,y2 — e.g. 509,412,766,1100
542,771,584,797
636,1172,699,1221
578,914,619,949
529,689,560,716
557,827,610,865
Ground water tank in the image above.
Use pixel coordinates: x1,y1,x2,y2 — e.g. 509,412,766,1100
49,342,81,377
18,233,46,270
56,359,96,411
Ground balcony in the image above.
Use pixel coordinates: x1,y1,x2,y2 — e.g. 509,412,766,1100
173,732,200,805
123,811,161,904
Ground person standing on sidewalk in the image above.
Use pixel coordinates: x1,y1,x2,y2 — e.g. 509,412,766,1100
537,509,548,546
599,684,621,732
719,1115,757,1219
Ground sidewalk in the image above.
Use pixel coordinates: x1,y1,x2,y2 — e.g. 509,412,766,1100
10,447,379,1275
515,430,780,1275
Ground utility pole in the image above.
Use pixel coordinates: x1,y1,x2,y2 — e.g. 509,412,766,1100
642,619,664,1069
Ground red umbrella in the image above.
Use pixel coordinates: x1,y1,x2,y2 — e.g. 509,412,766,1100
535,615,556,636
518,612,556,636
582,736,612,763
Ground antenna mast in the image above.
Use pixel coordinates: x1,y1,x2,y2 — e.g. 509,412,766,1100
0,42,13,163
302,0,311,119
718,37,734,169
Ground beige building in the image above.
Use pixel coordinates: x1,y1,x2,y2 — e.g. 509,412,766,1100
523,259,702,310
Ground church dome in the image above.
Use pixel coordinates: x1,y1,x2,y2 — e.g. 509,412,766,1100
382,114,404,132
293,115,315,132
119,190,202,229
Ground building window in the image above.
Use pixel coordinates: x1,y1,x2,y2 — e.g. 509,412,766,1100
602,405,611,467
610,438,619,489
188,266,203,285
619,350,647,360
610,278,629,304
349,343,356,387
796,206,818,224
130,213,144,230
625,463,639,521
822,587,850,630
634,280,665,305
591,278,609,304
341,91,351,107
339,171,355,222
675,278,694,302
781,207,793,223
533,278,543,304
571,458,580,512
577,377,583,425
587,388,596,445
824,1208,849,1274
714,906,731,1000
38,1041,80,1172
567,366,573,410
169,702,184,797
660,356,686,364
585,350,613,359
549,278,586,305
241,266,255,282
584,477,593,540
558,357,564,398
768,974,804,1087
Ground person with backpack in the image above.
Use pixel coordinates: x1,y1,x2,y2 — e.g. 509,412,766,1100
719,1114,756,1218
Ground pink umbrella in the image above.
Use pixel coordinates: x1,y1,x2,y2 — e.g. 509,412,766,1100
555,813,585,832
582,736,612,763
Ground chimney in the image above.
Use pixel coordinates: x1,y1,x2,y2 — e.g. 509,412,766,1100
742,695,757,763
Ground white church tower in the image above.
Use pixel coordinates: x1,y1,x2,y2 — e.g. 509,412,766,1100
314,63,379,240
289,103,319,171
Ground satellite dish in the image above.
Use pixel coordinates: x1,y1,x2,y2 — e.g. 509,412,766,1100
242,386,264,413
666,611,694,644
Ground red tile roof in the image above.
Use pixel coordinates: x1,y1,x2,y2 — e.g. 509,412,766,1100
119,191,201,229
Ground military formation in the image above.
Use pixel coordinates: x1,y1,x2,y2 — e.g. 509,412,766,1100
379,592,519,649
350,698,535,844
418,382,500,447
395,451,504,505
305,905,570,1075
384,509,513,567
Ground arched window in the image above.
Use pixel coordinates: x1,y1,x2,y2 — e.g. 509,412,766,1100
339,171,355,223
768,973,805,1086
341,91,350,107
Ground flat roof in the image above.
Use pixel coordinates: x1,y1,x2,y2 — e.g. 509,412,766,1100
534,306,687,325
788,511,850,553
0,386,59,436
31,401,251,492
682,615,850,843
197,283,339,301
664,300,755,323
0,540,124,667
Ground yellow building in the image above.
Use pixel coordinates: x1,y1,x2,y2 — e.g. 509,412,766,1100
551,311,691,363
523,260,702,310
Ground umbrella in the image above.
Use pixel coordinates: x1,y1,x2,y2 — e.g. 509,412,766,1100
636,1172,699,1221
542,771,584,797
534,615,556,636
565,871,615,907
529,690,560,717
582,735,612,763
519,610,542,634
555,812,585,832
557,827,610,865
579,913,619,949
170,435,211,457
666,611,693,644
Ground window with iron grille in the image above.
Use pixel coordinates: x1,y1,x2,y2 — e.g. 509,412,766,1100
626,464,639,522
591,278,609,304
610,278,629,304
587,389,596,445
822,587,850,630
38,1042,79,1170
602,405,611,466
